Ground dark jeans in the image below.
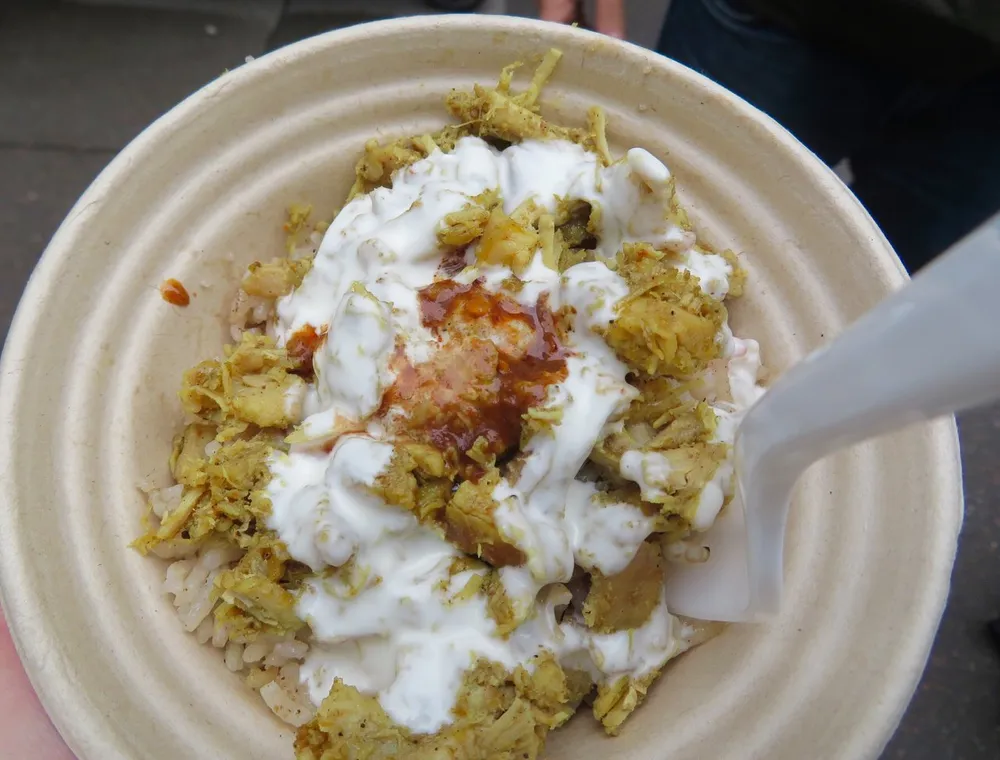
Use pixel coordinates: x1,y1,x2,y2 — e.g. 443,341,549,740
658,0,1000,272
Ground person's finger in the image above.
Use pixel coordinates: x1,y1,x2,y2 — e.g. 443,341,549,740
538,0,578,24
0,611,76,759
595,0,627,38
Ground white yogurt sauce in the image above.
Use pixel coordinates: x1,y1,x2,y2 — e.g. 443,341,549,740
567,591,682,679
563,479,654,575
303,287,394,426
489,259,639,609
680,249,733,300
619,450,674,502
269,435,514,733
264,136,755,734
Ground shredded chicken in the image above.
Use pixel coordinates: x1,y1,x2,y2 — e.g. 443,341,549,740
295,657,590,760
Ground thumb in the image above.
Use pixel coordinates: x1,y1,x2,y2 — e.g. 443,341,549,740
595,0,627,39
538,0,579,24
0,612,76,759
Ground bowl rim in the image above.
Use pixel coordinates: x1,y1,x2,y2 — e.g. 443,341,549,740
0,13,962,760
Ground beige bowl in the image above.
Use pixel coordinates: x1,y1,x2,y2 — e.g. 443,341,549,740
0,15,962,760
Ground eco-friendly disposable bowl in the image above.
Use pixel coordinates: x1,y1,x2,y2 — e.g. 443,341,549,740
0,14,962,760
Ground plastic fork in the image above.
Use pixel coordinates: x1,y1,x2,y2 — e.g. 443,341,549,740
665,213,1000,623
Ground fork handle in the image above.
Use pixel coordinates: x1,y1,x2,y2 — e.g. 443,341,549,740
738,211,1000,616
744,213,1000,474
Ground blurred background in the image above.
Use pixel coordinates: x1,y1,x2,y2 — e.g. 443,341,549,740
0,1,997,758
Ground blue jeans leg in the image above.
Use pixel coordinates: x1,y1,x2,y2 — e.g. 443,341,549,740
656,0,900,166
656,0,1000,270
848,71,1000,270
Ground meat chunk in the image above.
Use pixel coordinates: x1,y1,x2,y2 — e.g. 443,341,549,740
242,257,312,299
583,541,663,633
170,423,216,486
592,669,660,736
446,469,525,567
602,244,726,378
179,332,303,431
294,660,561,760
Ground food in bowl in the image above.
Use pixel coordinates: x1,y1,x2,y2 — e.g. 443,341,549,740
134,49,765,759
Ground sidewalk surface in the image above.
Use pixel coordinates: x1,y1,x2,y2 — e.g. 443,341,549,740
0,2,997,759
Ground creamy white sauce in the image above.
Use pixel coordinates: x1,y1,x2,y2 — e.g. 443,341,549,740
563,479,654,575
680,249,733,300
264,136,759,734
268,436,513,733
573,591,680,678
302,288,394,427
510,588,684,684
491,260,638,607
267,436,404,571
619,450,674,502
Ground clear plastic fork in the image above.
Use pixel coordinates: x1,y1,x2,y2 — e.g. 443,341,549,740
665,213,1000,623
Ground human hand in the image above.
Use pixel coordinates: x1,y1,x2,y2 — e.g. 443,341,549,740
538,0,626,39
0,610,76,759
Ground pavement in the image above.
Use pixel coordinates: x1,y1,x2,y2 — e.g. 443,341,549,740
0,1,996,758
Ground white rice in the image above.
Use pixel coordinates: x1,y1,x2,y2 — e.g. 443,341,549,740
194,616,214,645
148,484,184,518
229,290,274,343
228,229,322,343
225,641,245,671
211,621,230,649
163,546,316,726
261,662,313,727
242,640,272,664
160,225,323,727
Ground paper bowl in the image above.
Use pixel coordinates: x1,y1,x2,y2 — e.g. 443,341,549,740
0,15,961,760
